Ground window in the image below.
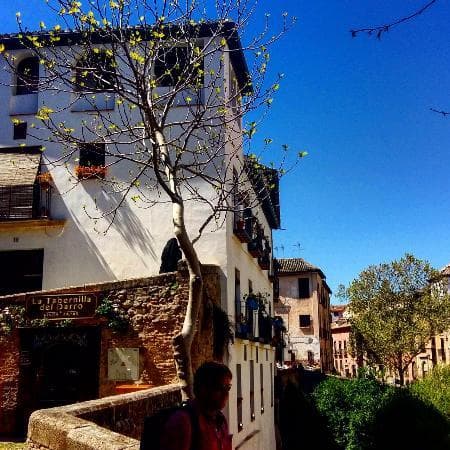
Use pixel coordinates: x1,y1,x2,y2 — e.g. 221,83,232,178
79,143,105,167
260,363,264,413
249,360,255,421
270,362,274,407
0,250,43,295
154,47,203,87
298,278,310,298
76,143,106,179
299,314,311,328
75,51,115,92
235,268,241,323
236,364,243,431
13,122,27,140
16,57,39,95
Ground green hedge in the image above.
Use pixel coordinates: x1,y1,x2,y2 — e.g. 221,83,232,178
312,374,450,450
410,364,450,420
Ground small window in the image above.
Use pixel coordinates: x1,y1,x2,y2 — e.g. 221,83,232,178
154,47,203,87
298,278,309,298
16,57,39,95
270,362,274,407
77,143,106,179
249,360,255,421
260,363,264,414
236,364,243,432
79,143,105,167
299,314,311,328
75,51,115,92
13,122,27,140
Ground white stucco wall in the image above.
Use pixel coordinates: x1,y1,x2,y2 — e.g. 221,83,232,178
0,40,277,450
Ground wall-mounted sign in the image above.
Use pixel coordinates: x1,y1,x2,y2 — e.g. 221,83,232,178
274,305,290,314
108,348,139,381
26,292,98,320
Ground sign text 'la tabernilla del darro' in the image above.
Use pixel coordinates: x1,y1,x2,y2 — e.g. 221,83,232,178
26,293,98,320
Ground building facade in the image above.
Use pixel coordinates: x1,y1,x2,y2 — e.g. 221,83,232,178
330,305,360,377
0,24,279,449
274,258,333,372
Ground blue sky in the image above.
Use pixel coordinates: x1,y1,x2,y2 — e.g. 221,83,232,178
3,1,450,298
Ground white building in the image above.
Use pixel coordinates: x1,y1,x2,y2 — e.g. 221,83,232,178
0,23,279,449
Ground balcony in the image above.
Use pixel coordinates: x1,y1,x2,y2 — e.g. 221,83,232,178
233,207,252,243
0,182,63,230
235,292,273,344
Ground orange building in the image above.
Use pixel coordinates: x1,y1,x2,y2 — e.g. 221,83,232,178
330,305,360,377
274,258,333,372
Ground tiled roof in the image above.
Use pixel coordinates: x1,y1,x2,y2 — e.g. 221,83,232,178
276,258,321,274
0,149,41,186
441,263,450,276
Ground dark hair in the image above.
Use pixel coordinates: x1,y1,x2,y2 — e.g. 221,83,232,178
193,361,232,397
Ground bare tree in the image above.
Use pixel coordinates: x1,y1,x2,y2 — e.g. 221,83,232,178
1,0,300,399
350,0,439,39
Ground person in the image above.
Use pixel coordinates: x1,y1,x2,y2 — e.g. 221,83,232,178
159,238,182,273
159,361,233,450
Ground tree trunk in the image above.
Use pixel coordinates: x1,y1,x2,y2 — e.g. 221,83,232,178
152,129,204,400
397,354,405,386
172,201,203,400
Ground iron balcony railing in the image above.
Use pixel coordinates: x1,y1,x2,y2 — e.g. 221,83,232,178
235,295,273,344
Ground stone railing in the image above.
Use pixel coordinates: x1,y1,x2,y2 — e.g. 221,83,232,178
27,383,182,450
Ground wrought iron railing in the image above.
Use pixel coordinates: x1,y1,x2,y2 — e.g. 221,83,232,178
235,294,273,344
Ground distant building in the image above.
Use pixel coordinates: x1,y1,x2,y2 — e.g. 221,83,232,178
403,262,450,383
274,258,333,372
330,305,360,377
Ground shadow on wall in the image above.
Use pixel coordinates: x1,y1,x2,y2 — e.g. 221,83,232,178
80,185,157,261
45,184,116,285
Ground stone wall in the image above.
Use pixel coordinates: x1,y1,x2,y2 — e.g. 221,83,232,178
0,332,20,435
26,384,182,449
0,264,221,435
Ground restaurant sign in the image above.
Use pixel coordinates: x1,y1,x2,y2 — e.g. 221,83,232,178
26,292,98,320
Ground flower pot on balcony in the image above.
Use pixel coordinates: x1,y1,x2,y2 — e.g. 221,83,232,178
234,219,251,243
37,172,53,189
75,165,107,180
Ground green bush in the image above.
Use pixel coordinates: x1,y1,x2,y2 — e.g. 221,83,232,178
312,374,450,450
312,376,392,449
410,364,450,420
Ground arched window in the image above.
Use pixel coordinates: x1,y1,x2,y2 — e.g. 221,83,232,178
75,51,115,92
16,57,39,95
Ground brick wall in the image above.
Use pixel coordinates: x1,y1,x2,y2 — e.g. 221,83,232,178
0,264,221,435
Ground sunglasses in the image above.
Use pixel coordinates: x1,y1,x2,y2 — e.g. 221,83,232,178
214,384,232,393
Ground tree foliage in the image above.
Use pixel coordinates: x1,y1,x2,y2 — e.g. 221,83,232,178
1,0,299,398
341,254,450,385
410,364,450,420
313,376,450,450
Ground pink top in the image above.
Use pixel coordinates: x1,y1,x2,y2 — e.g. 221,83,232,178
159,401,232,450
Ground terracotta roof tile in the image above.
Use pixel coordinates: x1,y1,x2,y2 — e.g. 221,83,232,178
0,151,41,186
276,258,322,274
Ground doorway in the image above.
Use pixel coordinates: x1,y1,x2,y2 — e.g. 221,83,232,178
18,327,100,434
